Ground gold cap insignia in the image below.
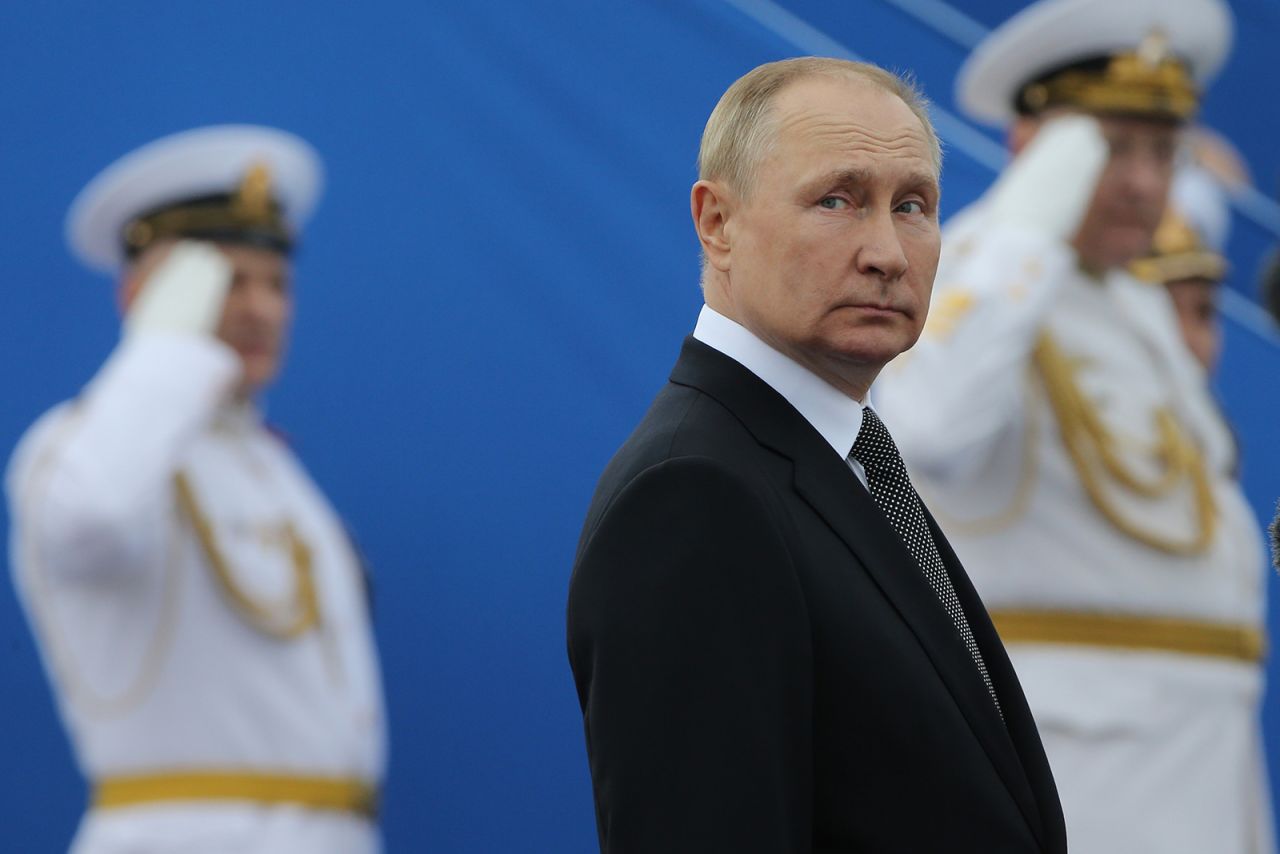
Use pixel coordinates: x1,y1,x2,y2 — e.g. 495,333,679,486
233,163,274,222
122,162,291,256
1130,208,1228,284
1020,28,1200,121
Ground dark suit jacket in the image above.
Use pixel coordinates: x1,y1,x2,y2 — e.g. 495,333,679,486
567,337,1067,853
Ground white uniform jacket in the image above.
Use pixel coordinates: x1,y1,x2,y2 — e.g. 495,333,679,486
6,332,386,854
875,203,1273,854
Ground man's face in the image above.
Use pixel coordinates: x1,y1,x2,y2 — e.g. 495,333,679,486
710,77,941,396
1071,115,1180,271
1165,277,1221,374
213,243,293,394
121,239,294,396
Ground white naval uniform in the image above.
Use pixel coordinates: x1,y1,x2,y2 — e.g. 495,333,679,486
6,332,386,854
875,204,1274,854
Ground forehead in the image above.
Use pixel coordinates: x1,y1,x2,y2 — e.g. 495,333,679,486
1094,113,1182,141
219,242,291,274
767,76,935,178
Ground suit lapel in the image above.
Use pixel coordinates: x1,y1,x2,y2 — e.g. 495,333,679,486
671,337,1047,848
927,505,1064,849
792,449,1045,849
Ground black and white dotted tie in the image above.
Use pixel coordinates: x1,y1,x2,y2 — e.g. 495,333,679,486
851,408,1002,716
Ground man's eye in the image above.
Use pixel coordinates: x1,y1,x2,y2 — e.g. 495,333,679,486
1107,137,1132,157
896,200,924,214
819,196,849,210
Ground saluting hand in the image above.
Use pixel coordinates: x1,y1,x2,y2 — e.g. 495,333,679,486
124,240,232,338
985,114,1109,245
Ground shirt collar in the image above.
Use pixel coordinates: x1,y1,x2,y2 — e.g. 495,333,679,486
211,399,263,435
693,304,867,460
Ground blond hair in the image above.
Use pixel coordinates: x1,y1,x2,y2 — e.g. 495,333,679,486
698,57,941,198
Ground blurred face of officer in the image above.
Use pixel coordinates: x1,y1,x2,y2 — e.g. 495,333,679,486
1075,115,1180,271
214,244,293,394
1012,112,1179,272
694,76,942,400
1165,277,1221,373
122,240,294,396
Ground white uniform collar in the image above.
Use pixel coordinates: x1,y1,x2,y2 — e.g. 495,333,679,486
693,304,868,460
211,399,262,434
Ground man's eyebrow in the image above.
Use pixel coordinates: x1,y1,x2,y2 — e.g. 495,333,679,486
806,167,940,197
812,167,875,188
902,170,941,198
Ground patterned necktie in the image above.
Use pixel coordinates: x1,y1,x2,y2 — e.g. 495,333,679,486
851,408,1002,716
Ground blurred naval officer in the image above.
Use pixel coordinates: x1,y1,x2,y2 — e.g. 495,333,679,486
5,126,386,853
874,0,1274,850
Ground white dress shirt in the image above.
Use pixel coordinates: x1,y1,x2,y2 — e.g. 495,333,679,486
693,304,871,487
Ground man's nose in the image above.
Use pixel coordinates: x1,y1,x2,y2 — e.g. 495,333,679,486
855,211,909,280
1125,152,1170,200
236,279,282,318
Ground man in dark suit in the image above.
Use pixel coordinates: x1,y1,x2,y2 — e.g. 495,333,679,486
566,57,1067,853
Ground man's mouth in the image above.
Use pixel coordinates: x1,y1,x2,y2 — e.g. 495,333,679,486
232,339,277,356
845,302,906,317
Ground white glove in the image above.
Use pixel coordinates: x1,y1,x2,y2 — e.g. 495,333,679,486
984,115,1109,244
125,241,232,337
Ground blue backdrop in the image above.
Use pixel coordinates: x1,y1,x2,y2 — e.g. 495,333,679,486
2,1,1278,850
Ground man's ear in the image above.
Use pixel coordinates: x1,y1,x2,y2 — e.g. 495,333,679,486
115,238,177,316
116,269,143,316
1007,115,1042,157
691,179,734,273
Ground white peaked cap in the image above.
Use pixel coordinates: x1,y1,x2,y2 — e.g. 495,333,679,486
956,0,1233,126
66,124,323,274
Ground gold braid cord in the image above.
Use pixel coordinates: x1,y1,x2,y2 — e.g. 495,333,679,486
173,471,321,640
21,410,185,717
1033,333,1216,555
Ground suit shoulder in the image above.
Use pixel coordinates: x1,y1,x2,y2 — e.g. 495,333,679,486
578,385,781,553
574,451,788,580
607,382,760,478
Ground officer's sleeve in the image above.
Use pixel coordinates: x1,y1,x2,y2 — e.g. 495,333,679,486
6,333,239,582
567,456,812,854
875,221,1075,481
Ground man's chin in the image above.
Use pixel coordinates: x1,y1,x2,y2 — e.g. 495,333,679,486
237,356,281,395
826,324,918,361
1104,230,1158,268
1078,243,1147,274
819,343,914,378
